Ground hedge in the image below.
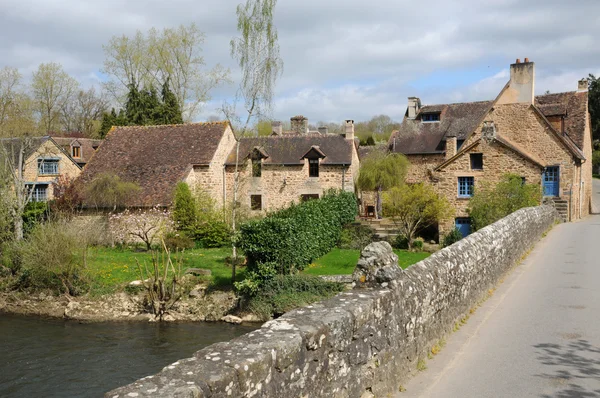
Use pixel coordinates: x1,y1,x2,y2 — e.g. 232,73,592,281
239,190,357,273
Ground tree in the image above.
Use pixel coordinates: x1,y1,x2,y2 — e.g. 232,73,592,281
588,74,600,142
593,150,600,175
61,87,108,137
31,62,79,133
102,24,229,121
0,67,23,127
110,207,173,250
83,173,140,211
98,108,127,138
467,173,541,231
356,149,409,218
172,182,197,230
383,183,453,249
224,0,284,281
159,78,183,125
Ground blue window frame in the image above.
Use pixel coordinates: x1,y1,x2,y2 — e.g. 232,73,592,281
458,177,474,197
26,183,49,202
38,159,59,175
455,217,471,238
422,113,440,122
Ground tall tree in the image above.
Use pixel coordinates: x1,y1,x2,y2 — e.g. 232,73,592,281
225,0,283,281
0,67,23,127
62,87,108,136
31,62,79,133
102,24,229,121
588,74,600,143
356,149,409,218
159,79,183,125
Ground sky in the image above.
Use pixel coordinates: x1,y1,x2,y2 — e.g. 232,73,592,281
1,0,599,124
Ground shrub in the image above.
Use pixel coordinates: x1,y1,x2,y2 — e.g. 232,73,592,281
191,220,231,248
244,274,345,320
412,237,424,251
239,190,358,273
22,201,49,236
172,182,197,230
393,234,409,250
337,223,375,250
442,228,463,248
163,232,195,251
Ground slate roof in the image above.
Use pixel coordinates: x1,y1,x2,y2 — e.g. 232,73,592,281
389,101,493,155
535,91,588,149
79,122,230,207
225,133,354,166
51,136,103,166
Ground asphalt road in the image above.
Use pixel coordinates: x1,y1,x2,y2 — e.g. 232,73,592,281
398,180,600,398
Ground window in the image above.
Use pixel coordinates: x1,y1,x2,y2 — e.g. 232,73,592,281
458,177,474,197
455,217,472,238
301,194,319,202
250,195,262,211
309,158,319,177
457,139,465,150
72,146,81,158
38,159,59,175
470,153,483,170
27,184,48,202
252,158,261,177
422,113,440,122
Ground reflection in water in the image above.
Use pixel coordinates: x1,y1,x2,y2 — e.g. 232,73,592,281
0,314,258,398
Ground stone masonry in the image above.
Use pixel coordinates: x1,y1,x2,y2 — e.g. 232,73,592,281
106,205,559,398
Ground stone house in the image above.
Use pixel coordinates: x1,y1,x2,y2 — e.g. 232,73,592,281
224,116,360,213
0,136,82,202
51,134,103,168
79,122,236,208
389,59,592,236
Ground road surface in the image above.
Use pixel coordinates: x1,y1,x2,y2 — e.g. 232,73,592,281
398,180,600,398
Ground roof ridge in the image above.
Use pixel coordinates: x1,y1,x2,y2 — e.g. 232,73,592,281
421,99,493,107
114,121,229,130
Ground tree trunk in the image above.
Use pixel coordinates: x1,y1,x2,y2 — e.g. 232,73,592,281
376,186,383,219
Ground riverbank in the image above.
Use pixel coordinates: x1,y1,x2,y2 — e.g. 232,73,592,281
0,289,242,323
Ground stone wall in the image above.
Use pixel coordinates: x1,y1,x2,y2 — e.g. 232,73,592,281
107,205,558,398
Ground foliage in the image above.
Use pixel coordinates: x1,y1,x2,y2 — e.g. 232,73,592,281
393,234,409,250
110,207,174,250
239,190,358,273
83,172,140,210
98,108,127,138
102,23,229,121
412,237,424,251
589,74,600,141
354,114,401,143
49,175,82,217
383,183,453,249
172,182,198,228
592,150,600,174
337,223,375,250
356,150,409,218
163,231,195,251
18,220,89,296
135,246,184,321
467,173,541,231
243,274,345,320
442,228,464,248
22,201,49,236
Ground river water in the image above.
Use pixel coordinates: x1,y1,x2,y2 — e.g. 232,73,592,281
0,314,259,398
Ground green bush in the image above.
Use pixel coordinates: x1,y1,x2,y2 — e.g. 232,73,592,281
192,220,231,248
337,223,375,250
393,234,409,249
163,232,195,251
244,274,345,320
22,202,49,236
442,228,464,248
412,237,424,251
239,190,358,273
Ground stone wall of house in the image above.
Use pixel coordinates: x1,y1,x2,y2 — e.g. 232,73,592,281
185,125,237,209
106,205,559,398
581,109,593,217
22,140,82,200
434,139,543,234
226,159,356,214
405,154,445,183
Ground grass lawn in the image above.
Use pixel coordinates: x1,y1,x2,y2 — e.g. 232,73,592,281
86,247,243,295
303,248,431,276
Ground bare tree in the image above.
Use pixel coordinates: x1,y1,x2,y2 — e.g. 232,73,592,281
60,87,108,136
0,67,23,127
31,62,79,133
223,0,283,281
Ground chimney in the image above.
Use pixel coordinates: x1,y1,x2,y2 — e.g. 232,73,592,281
344,120,354,140
445,133,457,160
407,97,421,119
271,121,282,136
578,78,588,92
318,126,328,135
290,115,308,135
507,58,535,104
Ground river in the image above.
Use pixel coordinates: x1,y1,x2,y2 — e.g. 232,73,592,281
0,314,259,397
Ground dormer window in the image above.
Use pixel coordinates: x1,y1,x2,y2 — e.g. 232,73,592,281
309,158,319,177
301,145,326,178
252,158,262,177
72,146,81,158
422,113,440,122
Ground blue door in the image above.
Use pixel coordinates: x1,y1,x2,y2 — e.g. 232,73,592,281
455,218,471,238
543,166,560,197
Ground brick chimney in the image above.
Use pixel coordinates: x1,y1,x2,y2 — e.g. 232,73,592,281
344,120,354,140
290,115,308,135
445,133,457,160
271,121,282,136
407,97,421,119
498,58,535,105
578,78,588,92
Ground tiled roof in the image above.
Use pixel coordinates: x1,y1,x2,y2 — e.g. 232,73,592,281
51,136,103,166
79,122,230,207
535,91,588,149
225,134,354,166
389,101,493,155
0,136,81,170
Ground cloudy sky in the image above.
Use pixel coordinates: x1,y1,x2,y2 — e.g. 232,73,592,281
1,0,599,123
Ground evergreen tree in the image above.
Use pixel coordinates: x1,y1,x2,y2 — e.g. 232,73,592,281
160,78,184,124
588,74,600,143
125,82,145,125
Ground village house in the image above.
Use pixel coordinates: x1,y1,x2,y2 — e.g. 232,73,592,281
0,136,82,202
388,59,592,237
78,122,236,208
51,134,103,168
